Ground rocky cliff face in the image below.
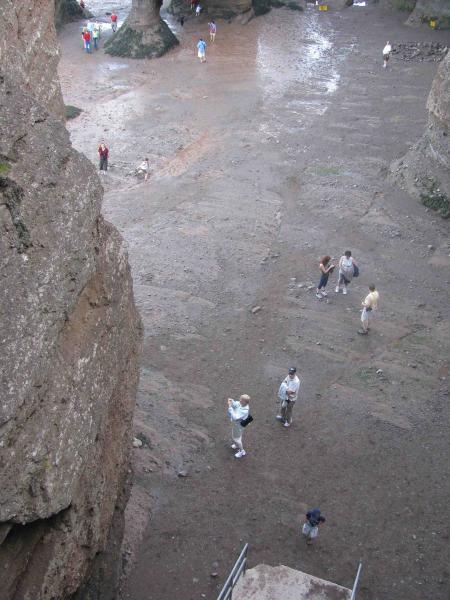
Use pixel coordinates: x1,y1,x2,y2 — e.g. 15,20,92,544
406,0,450,29
391,52,450,217
55,0,84,29
105,0,178,59
0,1,142,598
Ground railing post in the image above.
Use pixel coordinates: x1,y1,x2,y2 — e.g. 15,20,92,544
217,544,249,600
350,562,362,600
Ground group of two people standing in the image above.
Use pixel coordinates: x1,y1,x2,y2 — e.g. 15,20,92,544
227,367,300,461
197,21,217,62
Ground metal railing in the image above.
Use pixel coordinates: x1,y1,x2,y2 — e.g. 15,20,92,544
217,543,249,600
350,561,363,600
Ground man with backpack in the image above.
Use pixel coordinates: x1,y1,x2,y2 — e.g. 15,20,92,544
276,367,300,427
227,394,251,459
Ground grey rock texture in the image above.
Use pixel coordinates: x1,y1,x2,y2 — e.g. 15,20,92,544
406,0,450,29
0,1,142,598
104,0,179,59
391,52,450,217
0,0,64,117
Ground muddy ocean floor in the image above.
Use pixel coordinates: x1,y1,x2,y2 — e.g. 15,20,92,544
59,4,450,600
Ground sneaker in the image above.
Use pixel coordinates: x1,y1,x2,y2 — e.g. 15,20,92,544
231,443,237,449
321,290,328,297
343,287,347,295
335,286,339,293
235,450,246,458
315,292,322,299
284,421,290,427
276,415,284,421
357,329,368,335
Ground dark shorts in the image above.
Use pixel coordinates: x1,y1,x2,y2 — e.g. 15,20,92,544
383,53,390,61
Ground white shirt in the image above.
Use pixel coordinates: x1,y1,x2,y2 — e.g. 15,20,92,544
383,44,392,56
283,375,300,402
339,256,353,273
228,400,249,422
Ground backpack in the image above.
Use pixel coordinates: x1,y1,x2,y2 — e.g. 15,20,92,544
278,381,288,401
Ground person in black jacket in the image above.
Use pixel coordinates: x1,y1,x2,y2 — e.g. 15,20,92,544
302,508,326,545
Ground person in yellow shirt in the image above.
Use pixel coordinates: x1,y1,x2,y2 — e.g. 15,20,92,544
358,284,379,335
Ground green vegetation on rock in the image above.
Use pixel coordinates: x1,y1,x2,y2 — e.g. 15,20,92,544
65,105,83,120
0,162,11,175
420,191,450,218
391,0,417,11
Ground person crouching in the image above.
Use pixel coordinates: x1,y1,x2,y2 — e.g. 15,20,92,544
227,394,250,459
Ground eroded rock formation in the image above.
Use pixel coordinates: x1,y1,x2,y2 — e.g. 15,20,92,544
104,0,178,59
391,52,450,217
0,0,142,597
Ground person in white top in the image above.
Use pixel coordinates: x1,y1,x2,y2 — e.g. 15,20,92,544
358,284,380,335
276,367,300,427
383,41,392,68
196,4,201,16
137,158,150,181
227,394,250,458
335,250,357,295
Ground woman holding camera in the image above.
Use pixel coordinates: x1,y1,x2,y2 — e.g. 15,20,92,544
227,395,250,459
316,255,335,299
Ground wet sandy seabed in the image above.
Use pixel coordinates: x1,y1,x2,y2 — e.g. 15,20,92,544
59,5,450,600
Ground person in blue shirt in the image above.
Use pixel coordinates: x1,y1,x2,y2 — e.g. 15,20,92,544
197,38,206,63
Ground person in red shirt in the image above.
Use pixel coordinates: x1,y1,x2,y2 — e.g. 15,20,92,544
98,143,109,172
82,29,91,53
111,11,118,32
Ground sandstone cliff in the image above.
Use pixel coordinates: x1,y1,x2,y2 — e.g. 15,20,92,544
391,52,450,217
0,0,142,598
